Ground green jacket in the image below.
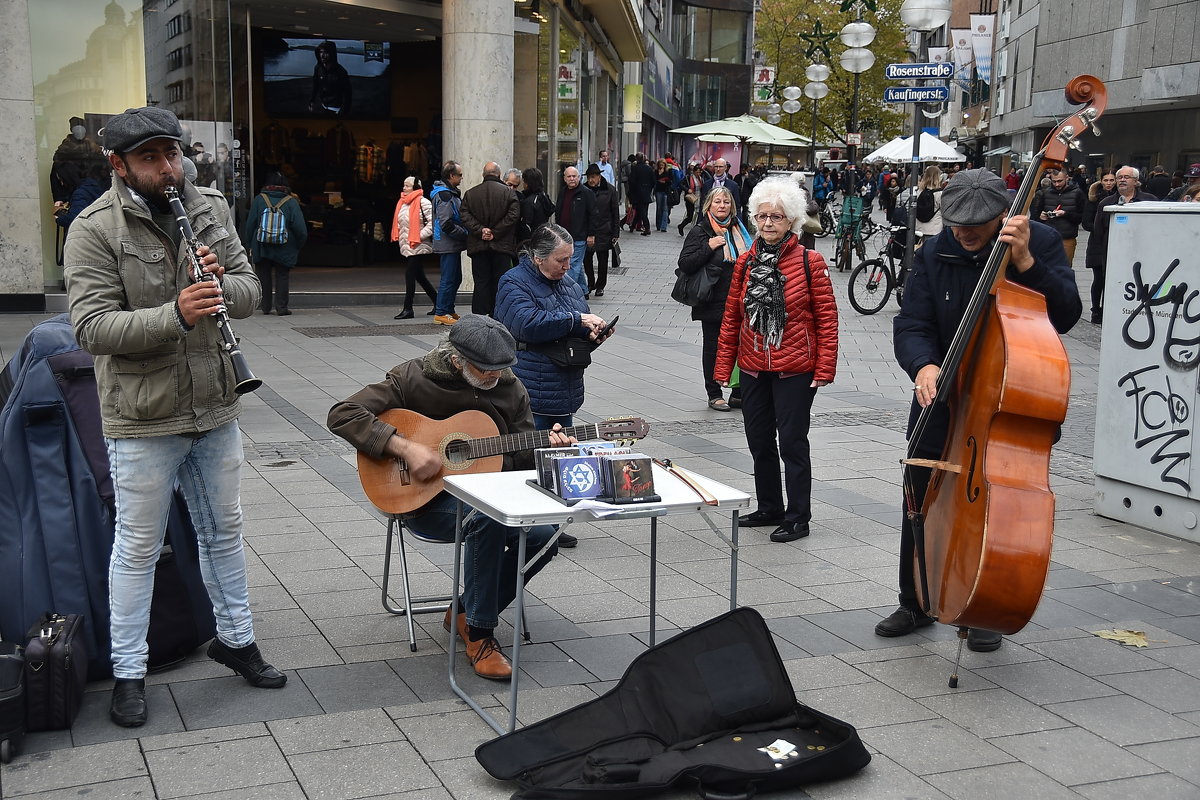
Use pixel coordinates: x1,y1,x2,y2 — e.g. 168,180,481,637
64,177,261,438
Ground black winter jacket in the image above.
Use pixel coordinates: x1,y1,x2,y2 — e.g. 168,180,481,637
1085,191,1156,269
628,162,656,204
894,221,1082,455
677,217,739,323
1029,183,1085,239
555,184,597,242
588,178,621,250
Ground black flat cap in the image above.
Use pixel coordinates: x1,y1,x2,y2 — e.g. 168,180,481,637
941,168,1010,227
448,315,518,371
101,107,183,153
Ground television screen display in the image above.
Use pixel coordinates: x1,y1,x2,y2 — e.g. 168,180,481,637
261,36,391,120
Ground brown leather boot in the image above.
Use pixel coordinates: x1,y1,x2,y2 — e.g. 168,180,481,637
464,636,512,680
443,607,468,643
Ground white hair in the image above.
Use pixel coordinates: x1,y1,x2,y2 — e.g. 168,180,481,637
747,177,808,234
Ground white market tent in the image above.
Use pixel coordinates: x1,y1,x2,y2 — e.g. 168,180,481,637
862,132,965,164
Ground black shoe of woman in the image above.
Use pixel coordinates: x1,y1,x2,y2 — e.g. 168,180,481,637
394,309,414,320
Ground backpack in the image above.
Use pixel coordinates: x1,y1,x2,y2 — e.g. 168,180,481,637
430,185,461,242
255,193,292,244
518,191,553,241
915,188,936,223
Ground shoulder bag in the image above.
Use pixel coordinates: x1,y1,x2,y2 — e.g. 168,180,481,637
671,261,724,307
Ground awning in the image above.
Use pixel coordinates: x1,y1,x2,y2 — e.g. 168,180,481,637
579,0,647,61
983,145,1012,157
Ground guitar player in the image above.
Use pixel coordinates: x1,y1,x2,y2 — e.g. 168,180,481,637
328,315,576,681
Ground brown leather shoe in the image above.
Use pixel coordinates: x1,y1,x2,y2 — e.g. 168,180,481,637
464,636,512,680
443,607,468,642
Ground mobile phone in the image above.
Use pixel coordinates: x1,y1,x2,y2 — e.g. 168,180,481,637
596,314,619,342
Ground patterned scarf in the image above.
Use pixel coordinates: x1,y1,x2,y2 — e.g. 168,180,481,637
707,211,753,263
743,233,792,350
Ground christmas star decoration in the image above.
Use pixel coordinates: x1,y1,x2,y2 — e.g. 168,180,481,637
800,21,837,62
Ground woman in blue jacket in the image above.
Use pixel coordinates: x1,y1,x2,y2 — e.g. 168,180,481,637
494,224,612,431
242,172,308,315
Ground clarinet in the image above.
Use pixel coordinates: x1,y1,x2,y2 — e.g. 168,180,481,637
164,185,262,394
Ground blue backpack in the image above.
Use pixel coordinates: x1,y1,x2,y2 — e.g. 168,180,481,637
430,185,460,242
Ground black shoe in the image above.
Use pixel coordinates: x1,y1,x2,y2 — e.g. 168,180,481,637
394,308,414,320
641,231,651,236
426,308,436,316
557,532,578,548
740,510,784,527
277,309,292,316
260,308,271,315
678,226,685,236
1090,310,1102,325
595,290,604,297
207,639,287,688
874,607,935,637
110,678,147,727
770,522,810,543
728,396,742,408
967,628,1003,652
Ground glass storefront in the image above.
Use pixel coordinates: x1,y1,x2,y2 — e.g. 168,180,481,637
671,5,748,65
31,0,236,288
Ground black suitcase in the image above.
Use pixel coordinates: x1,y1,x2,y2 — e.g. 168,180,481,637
24,613,88,732
0,640,23,763
476,608,871,799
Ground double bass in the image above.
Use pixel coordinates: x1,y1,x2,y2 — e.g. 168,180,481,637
904,76,1107,684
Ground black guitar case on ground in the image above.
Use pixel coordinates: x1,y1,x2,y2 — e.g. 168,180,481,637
476,608,871,799
0,315,216,680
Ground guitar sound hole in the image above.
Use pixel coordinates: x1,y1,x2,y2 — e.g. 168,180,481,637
444,439,472,465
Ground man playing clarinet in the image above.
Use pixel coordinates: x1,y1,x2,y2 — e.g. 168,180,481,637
64,107,283,728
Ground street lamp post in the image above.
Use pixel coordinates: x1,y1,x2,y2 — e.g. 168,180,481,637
782,85,802,168
900,0,952,280
804,65,830,170
838,17,876,198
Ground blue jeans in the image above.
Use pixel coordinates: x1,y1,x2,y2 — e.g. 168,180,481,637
655,191,671,230
404,494,558,630
436,251,463,315
569,240,588,293
106,420,253,679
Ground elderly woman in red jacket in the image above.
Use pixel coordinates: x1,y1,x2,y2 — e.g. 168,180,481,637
714,177,839,543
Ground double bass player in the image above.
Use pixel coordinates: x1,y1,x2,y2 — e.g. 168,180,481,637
875,169,1083,651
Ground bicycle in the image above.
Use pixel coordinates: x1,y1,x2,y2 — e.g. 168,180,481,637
846,225,926,315
833,196,871,273
814,193,837,238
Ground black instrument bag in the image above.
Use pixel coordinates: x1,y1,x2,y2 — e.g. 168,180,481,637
24,613,88,732
476,608,871,799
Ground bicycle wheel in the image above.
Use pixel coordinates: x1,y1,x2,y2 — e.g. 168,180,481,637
835,234,854,272
816,206,834,238
848,259,894,315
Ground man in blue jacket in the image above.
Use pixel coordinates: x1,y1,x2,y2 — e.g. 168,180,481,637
876,169,1082,652
430,161,469,325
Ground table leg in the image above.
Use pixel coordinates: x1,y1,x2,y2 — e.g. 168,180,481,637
507,526,529,733
730,510,740,610
649,515,658,647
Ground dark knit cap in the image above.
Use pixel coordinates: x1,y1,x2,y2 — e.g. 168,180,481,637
448,315,517,371
101,107,183,153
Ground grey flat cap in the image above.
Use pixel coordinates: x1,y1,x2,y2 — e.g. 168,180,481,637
941,168,1011,227
101,107,183,153
449,315,517,371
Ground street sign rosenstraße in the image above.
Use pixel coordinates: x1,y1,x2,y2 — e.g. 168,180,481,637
883,86,951,103
884,62,954,80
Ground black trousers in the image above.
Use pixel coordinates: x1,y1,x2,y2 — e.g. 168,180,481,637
584,247,609,293
255,258,290,313
402,254,437,310
1089,263,1105,315
470,251,513,315
898,462,933,610
678,197,697,231
740,370,817,525
633,202,650,233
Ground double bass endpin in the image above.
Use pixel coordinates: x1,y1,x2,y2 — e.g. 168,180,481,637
948,626,968,689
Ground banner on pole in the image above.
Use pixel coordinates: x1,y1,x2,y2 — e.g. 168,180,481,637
970,14,995,85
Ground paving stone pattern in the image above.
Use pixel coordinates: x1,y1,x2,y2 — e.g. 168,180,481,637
1,206,1198,800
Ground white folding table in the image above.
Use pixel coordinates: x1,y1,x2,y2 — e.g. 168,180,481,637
442,462,751,734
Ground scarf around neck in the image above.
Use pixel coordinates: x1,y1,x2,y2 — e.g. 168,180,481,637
393,189,425,247
707,212,753,263
743,233,793,350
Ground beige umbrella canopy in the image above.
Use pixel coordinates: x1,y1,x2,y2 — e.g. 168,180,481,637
669,114,810,146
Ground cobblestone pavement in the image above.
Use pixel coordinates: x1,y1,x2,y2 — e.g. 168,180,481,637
1,204,1198,800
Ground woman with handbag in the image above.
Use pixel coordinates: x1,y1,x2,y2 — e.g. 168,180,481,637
676,163,706,236
676,186,752,411
714,178,839,543
654,159,674,232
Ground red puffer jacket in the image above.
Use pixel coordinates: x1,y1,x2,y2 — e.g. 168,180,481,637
713,235,838,383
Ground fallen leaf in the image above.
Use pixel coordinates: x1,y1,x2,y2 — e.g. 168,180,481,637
1093,629,1161,648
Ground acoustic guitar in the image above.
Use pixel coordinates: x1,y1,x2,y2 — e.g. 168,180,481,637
358,409,650,513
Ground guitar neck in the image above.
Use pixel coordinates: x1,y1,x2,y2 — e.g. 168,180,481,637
466,423,605,459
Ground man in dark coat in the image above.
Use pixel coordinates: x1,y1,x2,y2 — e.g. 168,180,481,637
554,165,597,293
1029,168,1085,265
877,169,1082,653
1144,165,1172,200
460,161,520,315
583,164,620,296
1084,166,1157,324
627,154,656,236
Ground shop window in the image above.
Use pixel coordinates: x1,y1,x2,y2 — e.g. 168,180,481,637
672,5,747,64
681,73,724,121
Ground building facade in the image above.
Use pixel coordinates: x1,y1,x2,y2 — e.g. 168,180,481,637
0,0,644,311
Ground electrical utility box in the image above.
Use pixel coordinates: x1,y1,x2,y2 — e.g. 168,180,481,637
1093,202,1200,543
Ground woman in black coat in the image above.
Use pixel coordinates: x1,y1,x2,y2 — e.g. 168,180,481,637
583,165,620,296
676,185,752,410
